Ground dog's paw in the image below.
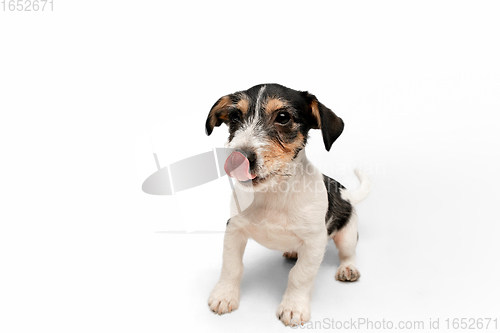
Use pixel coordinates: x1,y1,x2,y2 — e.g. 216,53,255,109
276,300,311,327
335,264,360,282
283,251,298,259
208,283,240,315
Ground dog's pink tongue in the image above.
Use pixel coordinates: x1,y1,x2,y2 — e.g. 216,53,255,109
224,151,256,181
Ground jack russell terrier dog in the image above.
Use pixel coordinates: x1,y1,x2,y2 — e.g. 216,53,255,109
205,83,371,326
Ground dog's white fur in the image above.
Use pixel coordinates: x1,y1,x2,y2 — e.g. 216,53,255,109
208,146,370,326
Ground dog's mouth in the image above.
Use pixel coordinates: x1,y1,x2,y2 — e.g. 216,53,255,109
224,151,257,182
238,171,292,188
225,151,287,188
239,175,266,187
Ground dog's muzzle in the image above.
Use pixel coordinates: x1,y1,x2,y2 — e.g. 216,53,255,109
224,150,257,181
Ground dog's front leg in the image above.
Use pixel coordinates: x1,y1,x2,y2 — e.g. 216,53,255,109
277,234,327,326
208,224,248,315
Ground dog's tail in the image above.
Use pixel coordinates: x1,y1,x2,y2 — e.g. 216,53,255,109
344,168,371,205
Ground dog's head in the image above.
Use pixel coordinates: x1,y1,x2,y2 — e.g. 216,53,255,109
206,84,344,188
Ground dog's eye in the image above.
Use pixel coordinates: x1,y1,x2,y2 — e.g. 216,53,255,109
275,112,291,125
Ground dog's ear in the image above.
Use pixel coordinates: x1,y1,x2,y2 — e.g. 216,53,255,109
205,95,233,136
306,93,344,151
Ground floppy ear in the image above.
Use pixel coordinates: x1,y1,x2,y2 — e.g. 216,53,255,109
205,95,232,136
307,93,344,151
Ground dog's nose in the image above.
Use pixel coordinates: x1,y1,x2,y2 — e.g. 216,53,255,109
236,149,257,170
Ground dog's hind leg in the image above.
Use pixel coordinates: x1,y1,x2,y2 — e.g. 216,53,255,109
331,212,360,282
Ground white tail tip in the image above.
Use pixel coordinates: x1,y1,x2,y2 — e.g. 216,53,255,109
346,168,371,205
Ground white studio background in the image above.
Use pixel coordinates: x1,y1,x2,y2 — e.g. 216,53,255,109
1,1,499,332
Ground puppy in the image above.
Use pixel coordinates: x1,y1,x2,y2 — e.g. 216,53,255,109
205,84,370,326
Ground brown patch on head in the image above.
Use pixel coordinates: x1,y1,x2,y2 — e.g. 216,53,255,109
310,99,321,129
277,131,305,157
237,96,249,115
260,132,305,177
264,97,285,114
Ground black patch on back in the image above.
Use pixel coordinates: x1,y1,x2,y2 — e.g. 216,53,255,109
323,175,353,235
